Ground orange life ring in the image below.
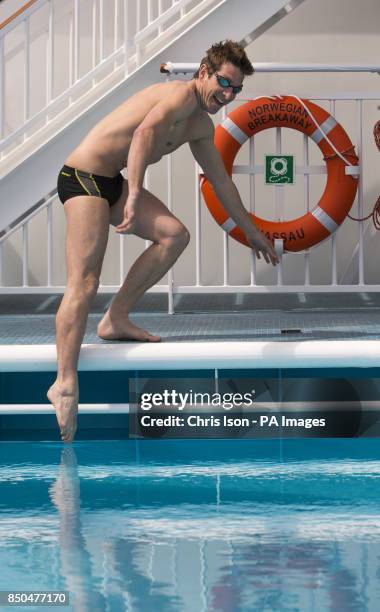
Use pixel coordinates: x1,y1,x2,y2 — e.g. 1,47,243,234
200,95,359,252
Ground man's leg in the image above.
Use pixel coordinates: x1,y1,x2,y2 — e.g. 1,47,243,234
97,183,190,341
48,196,110,442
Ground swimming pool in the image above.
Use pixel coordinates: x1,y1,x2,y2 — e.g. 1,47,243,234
1,439,379,611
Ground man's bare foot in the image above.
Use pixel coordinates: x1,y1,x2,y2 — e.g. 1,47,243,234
47,382,78,443
97,312,161,342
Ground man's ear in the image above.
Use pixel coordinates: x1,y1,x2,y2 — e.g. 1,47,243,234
198,63,209,81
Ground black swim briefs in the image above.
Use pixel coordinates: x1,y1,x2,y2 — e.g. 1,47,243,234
57,165,124,206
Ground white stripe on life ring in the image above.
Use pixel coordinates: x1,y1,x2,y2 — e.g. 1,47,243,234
221,217,237,233
311,206,338,233
221,117,249,145
310,116,338,144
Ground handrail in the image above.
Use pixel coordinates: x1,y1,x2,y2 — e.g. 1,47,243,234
0,0,39,31
161,62,380,74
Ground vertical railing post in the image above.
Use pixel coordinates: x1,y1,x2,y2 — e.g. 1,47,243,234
221,106,229,287
92,0,97,88
144,169,151,252
357,99,364,286
123,0,129,77
165,71,174,312
136,1,141,66
99,0,105,62
158,0,163,35
330,99,338,285
249,134,256,286
24,18,30,135
22,224,29,287
113,0,119,71
46,0,55,122
68,7,73,104
303,133,310,286
195,161,201,287
147,0,153,24
73,0,80,84
119,235,125,286
275,127,283,286
136,0,141,30
167,152,174,313
222,233,228,286
47,203,53,287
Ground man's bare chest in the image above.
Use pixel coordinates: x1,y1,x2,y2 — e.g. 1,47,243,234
164,120,189,151
146,120,190,164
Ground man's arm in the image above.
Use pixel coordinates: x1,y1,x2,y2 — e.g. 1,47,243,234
116,84,196,234
189,128,279,265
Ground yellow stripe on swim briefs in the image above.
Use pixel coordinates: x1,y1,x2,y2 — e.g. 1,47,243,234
74,169,92,196
90,174,102,197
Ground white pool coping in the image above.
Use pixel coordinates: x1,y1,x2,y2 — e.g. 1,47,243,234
0,340,379,372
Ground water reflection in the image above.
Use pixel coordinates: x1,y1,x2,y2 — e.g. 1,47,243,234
49,447,180,611
46,445,380,612
49,448,107,611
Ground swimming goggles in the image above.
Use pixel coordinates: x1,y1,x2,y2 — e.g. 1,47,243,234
215,73,243,94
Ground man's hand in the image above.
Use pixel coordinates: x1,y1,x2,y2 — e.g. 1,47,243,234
115,195,138,234
246,229,280,266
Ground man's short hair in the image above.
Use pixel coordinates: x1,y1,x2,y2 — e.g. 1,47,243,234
193,40,254,79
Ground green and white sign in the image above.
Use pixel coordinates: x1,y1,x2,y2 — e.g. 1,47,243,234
265,155,294,184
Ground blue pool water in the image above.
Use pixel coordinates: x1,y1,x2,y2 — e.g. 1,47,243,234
1,439,380,612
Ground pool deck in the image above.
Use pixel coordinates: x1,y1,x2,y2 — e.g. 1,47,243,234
1,292,380,371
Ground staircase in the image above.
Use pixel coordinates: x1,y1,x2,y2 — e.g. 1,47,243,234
0,0,304,233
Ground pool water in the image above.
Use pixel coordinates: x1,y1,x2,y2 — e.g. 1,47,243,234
0,439,380,612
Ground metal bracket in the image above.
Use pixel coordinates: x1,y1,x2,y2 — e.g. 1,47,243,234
274,239,284,256
345,166,360,177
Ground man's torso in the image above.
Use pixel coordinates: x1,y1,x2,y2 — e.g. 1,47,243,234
65,81,210,177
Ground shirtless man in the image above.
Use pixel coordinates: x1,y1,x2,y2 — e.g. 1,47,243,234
47,40,279,442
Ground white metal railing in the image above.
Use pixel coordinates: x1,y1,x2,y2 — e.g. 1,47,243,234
209,92,377,294
0,0,221,161
161,62,380,75
0,191,56,289
1,64,380,303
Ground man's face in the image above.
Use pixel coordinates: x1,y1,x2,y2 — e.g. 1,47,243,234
199,61,244,114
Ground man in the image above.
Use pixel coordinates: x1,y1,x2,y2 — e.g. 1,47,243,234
48,40,279,442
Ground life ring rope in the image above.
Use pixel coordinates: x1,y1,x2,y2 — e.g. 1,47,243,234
347,118,380,230
323,146,357,161
286,95,355,167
